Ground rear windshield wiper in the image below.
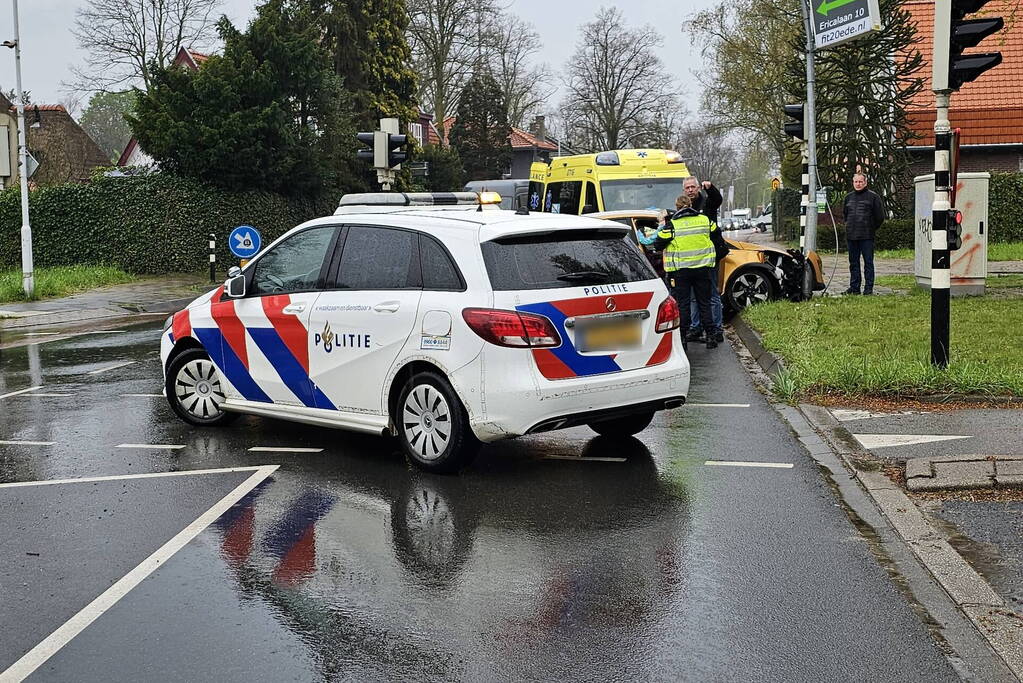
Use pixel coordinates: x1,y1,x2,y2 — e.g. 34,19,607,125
556,271,610,283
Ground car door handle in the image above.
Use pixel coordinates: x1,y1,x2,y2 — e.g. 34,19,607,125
282,303,306,315
373,301,400,313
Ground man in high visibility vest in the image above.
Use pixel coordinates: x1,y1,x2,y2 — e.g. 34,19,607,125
655,193,722,349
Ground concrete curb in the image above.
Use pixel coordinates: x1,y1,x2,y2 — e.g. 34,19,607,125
730,314,786,378
797,404,1023,680
728,319,1023,679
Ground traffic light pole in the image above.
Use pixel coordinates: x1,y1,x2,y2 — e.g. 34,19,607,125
800,0,819,298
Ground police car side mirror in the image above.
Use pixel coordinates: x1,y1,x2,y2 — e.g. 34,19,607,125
226,274,246,298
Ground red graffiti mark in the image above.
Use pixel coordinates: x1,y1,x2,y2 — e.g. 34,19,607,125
951,239,982,272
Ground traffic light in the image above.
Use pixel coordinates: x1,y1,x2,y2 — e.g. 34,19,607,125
783,103,806,141
356,132,375,164
940,0,1004,91
386,134,408,168
947,209,963,250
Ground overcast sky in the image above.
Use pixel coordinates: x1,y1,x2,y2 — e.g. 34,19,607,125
0,0,716,116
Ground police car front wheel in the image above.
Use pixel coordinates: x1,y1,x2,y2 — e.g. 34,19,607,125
166,348,238,426
396,372,479,473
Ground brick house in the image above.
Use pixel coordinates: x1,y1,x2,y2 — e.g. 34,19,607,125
0,92,110,187
903,0,1023,178
429,115,571,179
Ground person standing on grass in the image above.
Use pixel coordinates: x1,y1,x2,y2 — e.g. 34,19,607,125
842,173,885,295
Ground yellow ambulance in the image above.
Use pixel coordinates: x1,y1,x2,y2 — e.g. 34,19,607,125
527,149,691,215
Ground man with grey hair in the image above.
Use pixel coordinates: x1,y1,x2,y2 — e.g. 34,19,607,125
842,173,885,295
683,176,726,342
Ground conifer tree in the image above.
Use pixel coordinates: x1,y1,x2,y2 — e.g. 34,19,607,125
448,72,512,181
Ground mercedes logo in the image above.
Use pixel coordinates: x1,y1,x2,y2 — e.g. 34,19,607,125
605,297,616,312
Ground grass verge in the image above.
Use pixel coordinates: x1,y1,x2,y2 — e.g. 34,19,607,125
874,241,1023,261
0,266,135,303
742,289,1023,398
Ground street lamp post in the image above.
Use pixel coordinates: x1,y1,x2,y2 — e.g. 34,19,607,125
745,182,757,210
4,0,33,297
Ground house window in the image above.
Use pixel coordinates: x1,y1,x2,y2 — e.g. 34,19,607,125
409,123,424,146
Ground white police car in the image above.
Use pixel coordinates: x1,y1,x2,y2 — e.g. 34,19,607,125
162,192,690,472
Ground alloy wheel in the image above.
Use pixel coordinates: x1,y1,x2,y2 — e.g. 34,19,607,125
730,271,772,309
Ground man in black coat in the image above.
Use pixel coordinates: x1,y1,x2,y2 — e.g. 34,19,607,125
842,173,885,295
683,176,726,341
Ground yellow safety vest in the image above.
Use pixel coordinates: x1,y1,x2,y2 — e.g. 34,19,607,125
658,213,718,271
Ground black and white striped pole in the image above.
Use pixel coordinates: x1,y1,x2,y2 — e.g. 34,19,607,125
209,233,216,284
800,145,810,253
931,93,952,368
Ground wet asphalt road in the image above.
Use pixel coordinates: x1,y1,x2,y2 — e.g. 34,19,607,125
0,322,969,681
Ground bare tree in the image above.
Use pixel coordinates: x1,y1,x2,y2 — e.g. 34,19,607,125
484,15,553,128
560,7,674,151
68,0,222,93
408,0,500,136
674,122,742,185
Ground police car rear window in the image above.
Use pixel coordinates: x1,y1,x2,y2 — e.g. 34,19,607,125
481,230,655,291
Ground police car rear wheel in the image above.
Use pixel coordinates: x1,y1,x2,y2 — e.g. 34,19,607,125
166,348,237,426
588,411,654,437
397,372,478,473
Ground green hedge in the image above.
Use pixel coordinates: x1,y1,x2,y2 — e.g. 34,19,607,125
989,173,1023,243
0,174,334,274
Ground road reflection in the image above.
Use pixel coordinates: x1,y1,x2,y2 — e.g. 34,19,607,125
208,437,692,679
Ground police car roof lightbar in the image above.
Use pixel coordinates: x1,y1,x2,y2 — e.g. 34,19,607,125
337,192,503,208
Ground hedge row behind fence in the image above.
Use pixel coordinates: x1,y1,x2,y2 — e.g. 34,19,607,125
990,173,1023,243
0,175,335,274
776,218,916,251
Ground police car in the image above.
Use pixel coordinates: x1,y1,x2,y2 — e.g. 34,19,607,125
161,192,690,472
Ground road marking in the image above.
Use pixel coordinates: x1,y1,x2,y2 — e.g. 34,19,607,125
0,440,55,447
0,386,42,400
0,465,273,489
0,465,278,681
832,409,928,421
21,332,59,337
116,443,185,450
705,460,794,469
124,393,163,398
86,361,136,376
686,403,751,408
853,434,971,450
248,446,324,453
544,455,627,463
17,393,74,398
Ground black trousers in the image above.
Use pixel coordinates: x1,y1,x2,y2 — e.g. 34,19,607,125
668,267,717,334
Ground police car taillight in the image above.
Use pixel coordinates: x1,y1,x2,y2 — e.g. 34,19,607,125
655,297,681,333
462,308,561,348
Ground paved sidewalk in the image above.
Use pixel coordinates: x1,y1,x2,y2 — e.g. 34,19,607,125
723,227,1023,295
0,273,213,331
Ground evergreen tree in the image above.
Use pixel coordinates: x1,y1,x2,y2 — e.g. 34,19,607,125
420,144,464,191
302,0,419,130
449,72,511,181
128,0,356,197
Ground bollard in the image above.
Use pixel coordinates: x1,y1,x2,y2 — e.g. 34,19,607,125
209,233,216,283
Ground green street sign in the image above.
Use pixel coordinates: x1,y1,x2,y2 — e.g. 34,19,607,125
810,0,881,50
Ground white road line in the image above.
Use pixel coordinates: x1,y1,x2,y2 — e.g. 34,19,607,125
86,361,136,376
17,393,73,398
21,332,59,337
116,443,185,450
0,464,278,682
0,386,42,400
853,434,971,450
686,403,752,408
248,446,324,453
0,440,55,447
705,460,794,469
0,465,270,489
544,455,627,463
124,393,163,398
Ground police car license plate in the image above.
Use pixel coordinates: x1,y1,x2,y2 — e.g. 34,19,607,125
577,319,641,352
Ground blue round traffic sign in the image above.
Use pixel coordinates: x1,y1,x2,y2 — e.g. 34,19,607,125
229,225,261,259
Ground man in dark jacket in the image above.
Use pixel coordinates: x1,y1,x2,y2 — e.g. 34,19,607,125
683,177,727,342
842,173,885,295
